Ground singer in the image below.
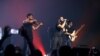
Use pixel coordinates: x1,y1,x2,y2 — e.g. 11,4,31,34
53,16,73,49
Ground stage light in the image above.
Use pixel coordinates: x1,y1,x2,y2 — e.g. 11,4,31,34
33,31,46,56
3,26,19,35
10,28,19,34
44,54,48,56
0,27,3,40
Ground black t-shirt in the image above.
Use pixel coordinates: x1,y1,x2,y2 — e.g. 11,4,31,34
22,22,33,41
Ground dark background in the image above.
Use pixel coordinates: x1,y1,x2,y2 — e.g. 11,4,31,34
0,0,100,53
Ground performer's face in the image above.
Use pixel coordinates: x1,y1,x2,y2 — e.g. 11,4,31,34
28,15,33,20
60,17,64,21
68,22,72,28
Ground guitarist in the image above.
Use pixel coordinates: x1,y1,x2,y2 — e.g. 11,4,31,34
57,16,74,47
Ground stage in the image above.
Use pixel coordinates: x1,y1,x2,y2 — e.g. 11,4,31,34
0,0,100,56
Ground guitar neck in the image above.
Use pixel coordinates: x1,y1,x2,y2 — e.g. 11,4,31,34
75,24,85,35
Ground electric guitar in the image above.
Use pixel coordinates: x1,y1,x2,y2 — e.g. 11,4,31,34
66,24,85,42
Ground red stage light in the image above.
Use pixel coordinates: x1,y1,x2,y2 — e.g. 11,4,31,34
33,30,46,56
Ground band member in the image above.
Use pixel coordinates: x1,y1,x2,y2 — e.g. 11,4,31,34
54,16,75,48
20,13,43,56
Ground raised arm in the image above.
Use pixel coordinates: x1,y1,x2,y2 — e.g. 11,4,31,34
57,19,66,29
32,22,43,30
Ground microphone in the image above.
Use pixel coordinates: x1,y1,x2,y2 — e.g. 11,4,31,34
64,19,67,21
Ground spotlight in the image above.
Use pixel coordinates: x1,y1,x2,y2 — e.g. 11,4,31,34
10,28,19,35
0,27,3,40
44,54,48,56
3,26,19,36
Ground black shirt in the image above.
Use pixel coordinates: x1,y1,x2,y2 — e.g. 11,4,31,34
22,22,33,42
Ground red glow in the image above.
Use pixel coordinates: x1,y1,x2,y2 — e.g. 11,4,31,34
32,30,46,56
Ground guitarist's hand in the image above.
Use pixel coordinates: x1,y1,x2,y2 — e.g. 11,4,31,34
71,30,77,37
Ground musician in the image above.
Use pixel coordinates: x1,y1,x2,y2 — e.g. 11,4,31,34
20,13,43,56
56,16,74,47
22,13,43,42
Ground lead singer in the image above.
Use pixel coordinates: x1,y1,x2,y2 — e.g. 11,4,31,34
20,13,43,56
53,16,74,49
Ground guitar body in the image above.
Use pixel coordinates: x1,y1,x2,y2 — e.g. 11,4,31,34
68,24,85,42
69,30,77,42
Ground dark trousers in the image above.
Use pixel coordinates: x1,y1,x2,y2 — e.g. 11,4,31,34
62,36,72,47
20,25,35,56
53,31,63,49
53,31,72,50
